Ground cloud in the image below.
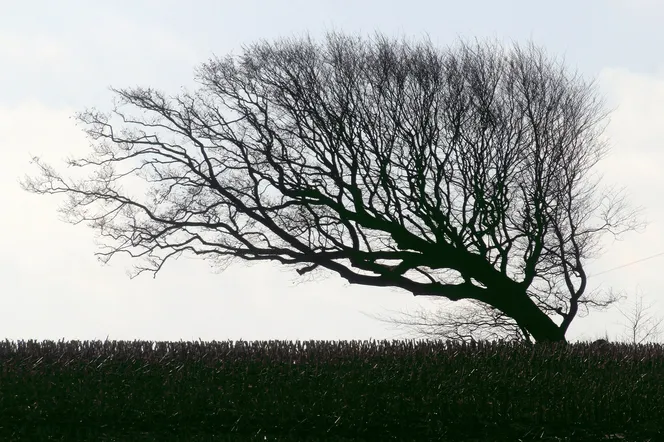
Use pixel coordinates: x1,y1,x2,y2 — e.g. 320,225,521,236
0,13,202,109
597,67,664,199
0,31,73,71
608,0,664,11
600,67,664,145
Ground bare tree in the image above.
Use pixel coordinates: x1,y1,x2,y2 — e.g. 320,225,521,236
22,33,643,343
617,288,663,345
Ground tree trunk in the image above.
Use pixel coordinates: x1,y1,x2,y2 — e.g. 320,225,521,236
516,303,566,342
492,284,566,343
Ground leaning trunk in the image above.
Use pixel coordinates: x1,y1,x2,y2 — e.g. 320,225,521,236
516,305,566,342
492,285,566,343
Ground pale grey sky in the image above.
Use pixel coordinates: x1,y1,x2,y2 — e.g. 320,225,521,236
2,0,664,344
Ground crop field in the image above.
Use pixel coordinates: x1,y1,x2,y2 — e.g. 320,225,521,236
0,339,662,440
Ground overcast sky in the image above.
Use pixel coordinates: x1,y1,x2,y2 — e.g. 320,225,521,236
2,0,664,345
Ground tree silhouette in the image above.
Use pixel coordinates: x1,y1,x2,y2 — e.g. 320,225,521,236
23,33,643,343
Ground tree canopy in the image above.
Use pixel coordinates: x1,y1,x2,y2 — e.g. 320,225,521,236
23,33,642,343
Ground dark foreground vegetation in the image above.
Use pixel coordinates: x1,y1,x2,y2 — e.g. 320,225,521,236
0,339,662,441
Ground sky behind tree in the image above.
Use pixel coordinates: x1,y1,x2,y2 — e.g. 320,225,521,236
2,0,664,344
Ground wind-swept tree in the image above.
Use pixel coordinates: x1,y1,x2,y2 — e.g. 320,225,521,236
23,33,642,343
